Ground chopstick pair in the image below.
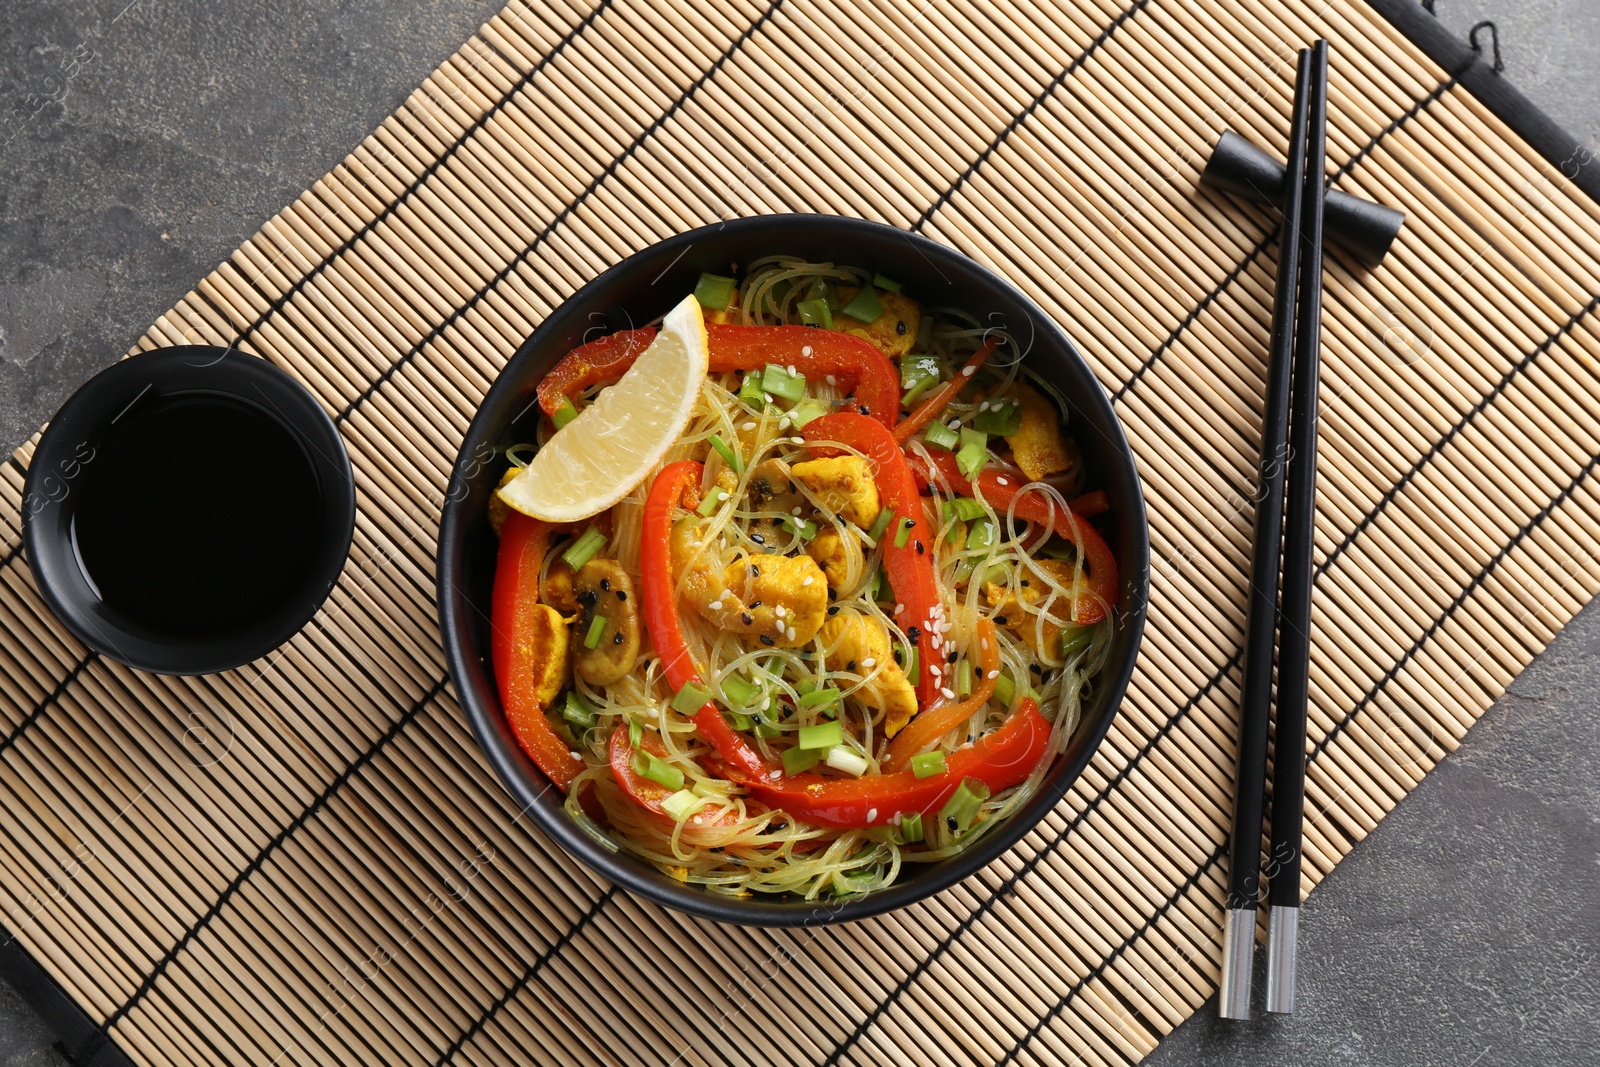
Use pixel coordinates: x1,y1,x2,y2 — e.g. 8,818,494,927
1218,40,1328,1021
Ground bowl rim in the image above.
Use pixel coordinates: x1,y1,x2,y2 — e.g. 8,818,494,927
438,214,1149,926
21,345,356,676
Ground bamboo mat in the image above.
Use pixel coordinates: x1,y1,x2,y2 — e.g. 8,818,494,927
2,0,1598,1063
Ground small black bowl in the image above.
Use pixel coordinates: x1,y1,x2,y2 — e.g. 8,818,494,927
438,215,1149,925
23,345,355,675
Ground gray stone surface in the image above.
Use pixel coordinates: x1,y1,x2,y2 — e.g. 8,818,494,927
0,1,1595,1064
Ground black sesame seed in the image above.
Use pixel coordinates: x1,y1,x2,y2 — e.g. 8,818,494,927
616,590,628,602
915,541,925,554
751,533,766,545
946,651,958,664
751,564,760,576
827,587,837,601
760,635,776,646
612,632,624,645
600,577,611,591
847,661,857,671
827,605,840,616
577,590,599,607
858,405,870,415
994,615,1008,625
1029,663,1043,675
1020,579,1030,588
750,600,763,608
907,626,921,639
895,320,907,335
900,409,911,419
946,816,959,832
742,612,755,626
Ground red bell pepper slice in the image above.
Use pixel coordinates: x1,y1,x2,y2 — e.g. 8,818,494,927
639,460,770,779
799,413,945,708
881,619,1000,772
915,451,1118,624
536,327,658,416
492,512,585,789
607,724,737,826
707,324,899,428
741,697,1052,828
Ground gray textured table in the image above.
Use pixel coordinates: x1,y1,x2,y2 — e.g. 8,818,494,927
1,1,1596,1064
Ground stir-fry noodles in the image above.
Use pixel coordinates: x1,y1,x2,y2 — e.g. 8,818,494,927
490,258,1118,899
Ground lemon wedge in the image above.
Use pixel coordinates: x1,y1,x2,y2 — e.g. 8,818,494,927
497,294,709,523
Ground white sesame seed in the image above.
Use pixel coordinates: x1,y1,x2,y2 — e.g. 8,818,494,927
769,770,782,780
709,600,724,610
791,506,802,515
790,436,805,444
779,416,792,428
825,374,836,386
997,477,1009,486
742,421,757,431
962,365,976,377
866,807,878,823
802,346,813,357
763,393,773,404
894,604,905,615
978,401,990,411
787,363,797,376
775,605,787,618
570,750,581,760
948,419,961,429
787,626,797,640
861,657,876,668
802,575,814,587
987,670,999,679
980,638,989,651
940,687,956,700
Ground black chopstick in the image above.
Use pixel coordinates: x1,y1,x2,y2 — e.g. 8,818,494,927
1218,44,1318,1022
1265,38,1328,1016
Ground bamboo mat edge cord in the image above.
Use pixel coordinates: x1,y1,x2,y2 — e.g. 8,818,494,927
3,0,1600,1064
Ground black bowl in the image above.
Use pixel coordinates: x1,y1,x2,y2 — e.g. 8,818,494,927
23,346,356,675
438,215,1148,925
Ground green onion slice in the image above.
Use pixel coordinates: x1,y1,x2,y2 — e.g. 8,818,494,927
561,526,607,571
909,750,946,779
693,272,736,311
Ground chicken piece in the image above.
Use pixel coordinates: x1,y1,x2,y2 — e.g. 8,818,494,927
512,604,572,707
1002,381,1078,483
540,560,579,615
744,458,807,546
488,466,520,537
574,559,641,686
790,455,881,529
833,287,921,359
808,527,856,592
821,612,918,736
982,559,1085,660
720,555,828,649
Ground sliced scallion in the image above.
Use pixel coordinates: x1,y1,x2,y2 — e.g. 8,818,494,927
693,272,736,311
719,673,760,708
949,496,988,521
659,788,700,821
561,525,607,571
796,296,833,329
722,709,754,732
825,746,870,777
798,687,841,708
892,516,914,549
973,396,1022,436
806,278,839,312
787,398,828,428
899,811,925,844
781,514,819,541
761,362,808,402
738,372,767,409
782,745,822,776
956,427,988,479
839,285,883,324
939,777,990,834
551,398,579,430
671,682,713,715
872,273,903,294
923,421,960,452
582,615,606,649
955,658,974,697
993,672,1017,708
966,517,997,552
909,750,946,779
797,721,843,750
628,718,642,749
633,751,684,791
695,487,727,517
1060,626,1094,658
562,691,597,728
708,432,744,474
866,507,894,542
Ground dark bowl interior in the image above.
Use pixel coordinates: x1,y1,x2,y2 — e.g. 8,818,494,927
23,346,356,676
438,215,1149,925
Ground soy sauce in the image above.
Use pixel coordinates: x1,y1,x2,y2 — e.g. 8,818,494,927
71,393,324,636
